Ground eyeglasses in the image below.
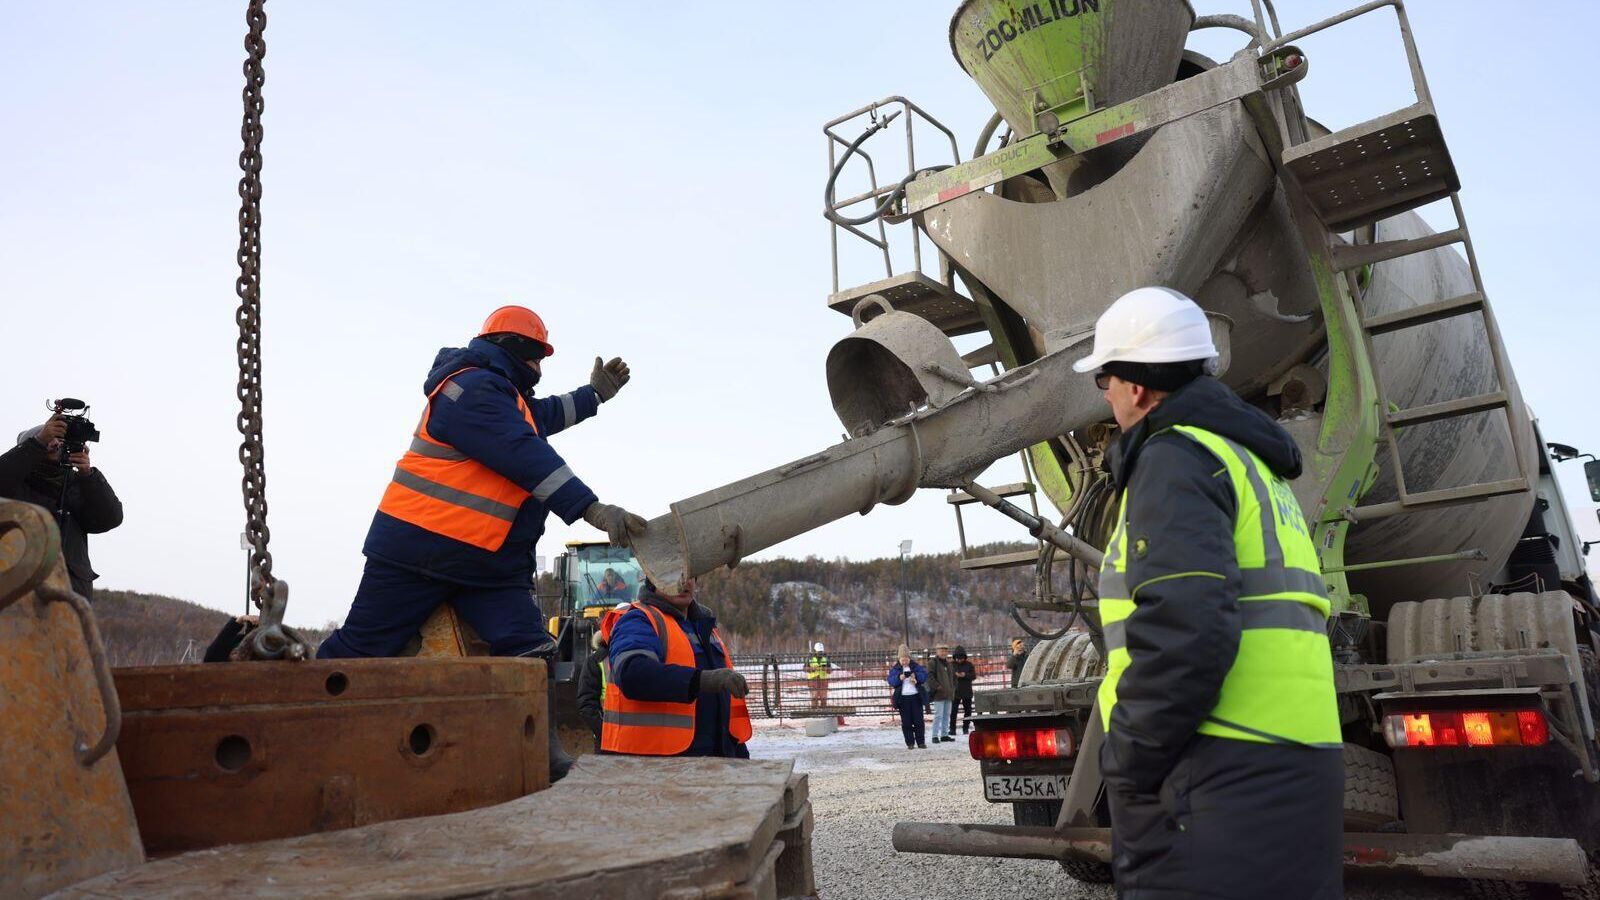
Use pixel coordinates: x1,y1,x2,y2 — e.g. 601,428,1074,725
1094,371,1114,390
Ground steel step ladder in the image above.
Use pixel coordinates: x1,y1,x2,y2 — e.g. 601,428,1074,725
1334,193,1532,521
1258,0,1532,522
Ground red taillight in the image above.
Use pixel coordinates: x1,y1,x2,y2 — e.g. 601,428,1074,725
1383,709,1549,749
1518,710,1549,746
969,727,1074,761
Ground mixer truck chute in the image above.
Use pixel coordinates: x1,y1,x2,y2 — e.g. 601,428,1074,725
624,0,1600,892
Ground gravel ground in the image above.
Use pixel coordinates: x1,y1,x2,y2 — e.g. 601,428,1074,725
750,721,1468,900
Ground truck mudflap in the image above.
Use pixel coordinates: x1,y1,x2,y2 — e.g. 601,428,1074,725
890,823,1590,885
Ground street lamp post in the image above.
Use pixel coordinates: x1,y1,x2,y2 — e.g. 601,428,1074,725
899,539,913,647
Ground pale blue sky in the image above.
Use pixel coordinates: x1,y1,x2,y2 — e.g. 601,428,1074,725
3,2,1596,626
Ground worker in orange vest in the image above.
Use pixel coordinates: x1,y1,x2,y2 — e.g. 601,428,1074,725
603,578,753,758
317,306,647,781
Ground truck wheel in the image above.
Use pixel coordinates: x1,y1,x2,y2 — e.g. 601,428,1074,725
1342,743,1399,829
1018,631,1103,685
1011,801,1115,884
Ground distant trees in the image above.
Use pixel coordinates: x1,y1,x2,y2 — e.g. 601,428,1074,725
92,541,1056,664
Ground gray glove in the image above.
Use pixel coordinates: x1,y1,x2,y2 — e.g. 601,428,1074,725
700,668,749,699
590,356,631,402
582,501,647,546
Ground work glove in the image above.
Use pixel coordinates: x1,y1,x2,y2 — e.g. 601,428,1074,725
700,668,749,699
590,356,631,402
582,501,647,546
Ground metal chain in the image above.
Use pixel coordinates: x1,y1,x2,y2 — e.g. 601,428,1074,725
234,0,274,611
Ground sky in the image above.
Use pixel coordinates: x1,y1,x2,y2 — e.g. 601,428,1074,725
3,2,1597,627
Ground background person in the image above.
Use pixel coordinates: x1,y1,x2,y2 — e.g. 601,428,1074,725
926,643,956,744
0,415,123,599
950,645,976,735
576,602,630,749
887,646,928,750
1007,637,1028,687
805,641,832,710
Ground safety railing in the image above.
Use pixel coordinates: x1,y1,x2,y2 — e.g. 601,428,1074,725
823,96,962,296
737,644,1017,721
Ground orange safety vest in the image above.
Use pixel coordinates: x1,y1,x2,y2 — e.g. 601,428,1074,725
601,602,754,755
377,367,539,552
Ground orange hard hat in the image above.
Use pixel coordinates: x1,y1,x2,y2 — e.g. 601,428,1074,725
478,305,554,357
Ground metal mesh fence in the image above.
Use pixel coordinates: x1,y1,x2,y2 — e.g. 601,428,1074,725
735,645,1014,720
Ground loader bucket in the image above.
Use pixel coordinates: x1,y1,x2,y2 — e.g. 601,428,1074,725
949,0,1194,137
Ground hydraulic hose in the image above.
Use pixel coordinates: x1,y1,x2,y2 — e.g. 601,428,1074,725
823,111,951,227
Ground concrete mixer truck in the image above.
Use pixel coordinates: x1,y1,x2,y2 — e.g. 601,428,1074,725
624,0,1600,893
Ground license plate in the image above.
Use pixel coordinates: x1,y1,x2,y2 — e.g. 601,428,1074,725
983,774,1069,802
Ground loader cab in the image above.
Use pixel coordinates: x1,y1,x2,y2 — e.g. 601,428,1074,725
554,540,643,620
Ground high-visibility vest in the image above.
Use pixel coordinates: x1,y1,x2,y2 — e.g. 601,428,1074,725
376,367,538,552
806,655,830,680
601,603,754,755
1097,425,1341,748
598,657,610,702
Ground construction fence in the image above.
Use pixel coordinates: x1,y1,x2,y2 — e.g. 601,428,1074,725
735,645,1014,720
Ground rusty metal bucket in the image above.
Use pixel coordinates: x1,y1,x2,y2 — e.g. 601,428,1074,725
0,500,143,898
114,656,550,855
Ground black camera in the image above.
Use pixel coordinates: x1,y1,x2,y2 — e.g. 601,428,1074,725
50,398,101,455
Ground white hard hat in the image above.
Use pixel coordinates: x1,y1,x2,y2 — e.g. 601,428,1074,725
1071,286,1218,373
813,642,825,652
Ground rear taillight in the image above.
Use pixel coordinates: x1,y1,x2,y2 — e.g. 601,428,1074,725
968,727,1074,760
1382,709,1549,748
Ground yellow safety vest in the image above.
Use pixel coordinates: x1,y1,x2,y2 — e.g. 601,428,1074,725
806,655,830,680
1097,425,1341,747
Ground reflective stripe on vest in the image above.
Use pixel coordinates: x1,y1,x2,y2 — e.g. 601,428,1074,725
376,367,541,552
600,603,753,755
1096,425,1341,748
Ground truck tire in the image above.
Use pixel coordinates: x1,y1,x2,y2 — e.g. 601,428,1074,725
1342,743,1400,829
1387,592,1583,675
1011,800,1114,884
1018,631,1103,686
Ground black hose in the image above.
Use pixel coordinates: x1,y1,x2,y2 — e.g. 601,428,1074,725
824,113,951,227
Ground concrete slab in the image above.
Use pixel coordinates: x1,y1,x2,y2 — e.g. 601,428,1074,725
804,718,839,737
57,757,800,900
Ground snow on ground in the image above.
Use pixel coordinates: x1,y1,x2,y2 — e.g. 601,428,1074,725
749,720,1466,900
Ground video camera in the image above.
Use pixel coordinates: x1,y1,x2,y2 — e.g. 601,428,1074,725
50,398,101,455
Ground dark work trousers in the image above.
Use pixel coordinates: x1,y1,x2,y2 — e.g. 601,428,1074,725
317,558,553,658
893,692,926,747
951,694,974,734
1104,735,1344,899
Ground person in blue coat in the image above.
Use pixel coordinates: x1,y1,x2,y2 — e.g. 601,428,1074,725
888,646,929,749
318,306,647,781
606,579,752,758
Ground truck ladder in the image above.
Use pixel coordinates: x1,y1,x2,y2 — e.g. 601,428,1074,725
1258,0,1533,522
1338,194,1531,521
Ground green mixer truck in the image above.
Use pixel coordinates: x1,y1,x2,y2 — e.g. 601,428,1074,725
627,0,1600,893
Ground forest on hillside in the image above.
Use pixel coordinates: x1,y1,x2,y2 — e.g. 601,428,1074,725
93,542,1060,663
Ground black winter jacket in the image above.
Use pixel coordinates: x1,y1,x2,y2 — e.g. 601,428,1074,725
0,439,123,599
576,640,606,741
952,659,976,698
1098,376,1308,796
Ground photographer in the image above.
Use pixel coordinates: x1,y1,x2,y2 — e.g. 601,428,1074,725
0,413,123,599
